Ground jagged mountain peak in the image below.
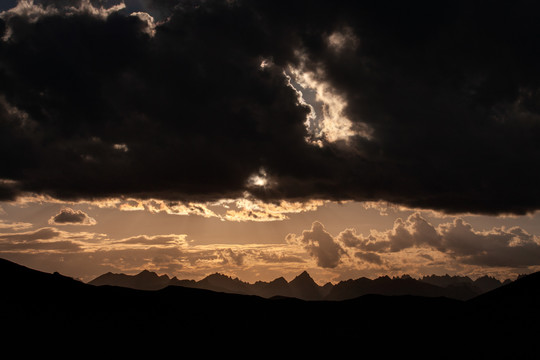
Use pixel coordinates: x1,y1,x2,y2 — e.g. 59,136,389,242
86,265,515,301
270,276,288,285
288,271,322,300
135,269,170,280
136,269,156,276
203,272,243,282
291,270,316,283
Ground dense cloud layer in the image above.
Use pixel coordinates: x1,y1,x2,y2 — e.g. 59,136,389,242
1,0,540,214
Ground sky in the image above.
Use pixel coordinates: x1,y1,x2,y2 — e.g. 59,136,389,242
1,0,540,284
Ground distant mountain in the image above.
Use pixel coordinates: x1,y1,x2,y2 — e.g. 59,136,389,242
421,274,474,287
195,272,251,294
2,257,539,358
90,269,328,300
89,269,511,301
251,276,292,298
326,275,471,300
90,269,172,290
420,274,509,294
473,275,506,293
320,281,334,298
288,271,323,300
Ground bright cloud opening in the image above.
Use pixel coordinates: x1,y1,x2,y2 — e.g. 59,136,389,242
287,62,372,145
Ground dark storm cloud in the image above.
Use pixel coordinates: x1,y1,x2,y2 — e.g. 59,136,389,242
0,0,316,203
1,0,540,214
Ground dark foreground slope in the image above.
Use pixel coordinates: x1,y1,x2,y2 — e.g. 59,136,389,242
1,258,539,358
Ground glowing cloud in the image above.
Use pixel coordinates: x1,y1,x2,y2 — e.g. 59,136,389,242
224,198,325,222
288,62,372,144
326,27,359,53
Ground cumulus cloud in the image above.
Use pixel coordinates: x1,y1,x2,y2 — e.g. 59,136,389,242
336,213,540,268
438,219,540,267
49,208,97,226
287,221,345,268
0,0,539,214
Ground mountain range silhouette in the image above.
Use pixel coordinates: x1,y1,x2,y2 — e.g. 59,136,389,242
2,257,539,358
89,268,511,300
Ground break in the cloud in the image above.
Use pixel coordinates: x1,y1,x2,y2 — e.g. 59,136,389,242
129,197,326,222
49,208,97,226
0,0,540,214
221,198,325,222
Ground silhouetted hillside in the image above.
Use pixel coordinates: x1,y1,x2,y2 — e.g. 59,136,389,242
2,258,539,358
469,271,540,318
461,271,540,358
